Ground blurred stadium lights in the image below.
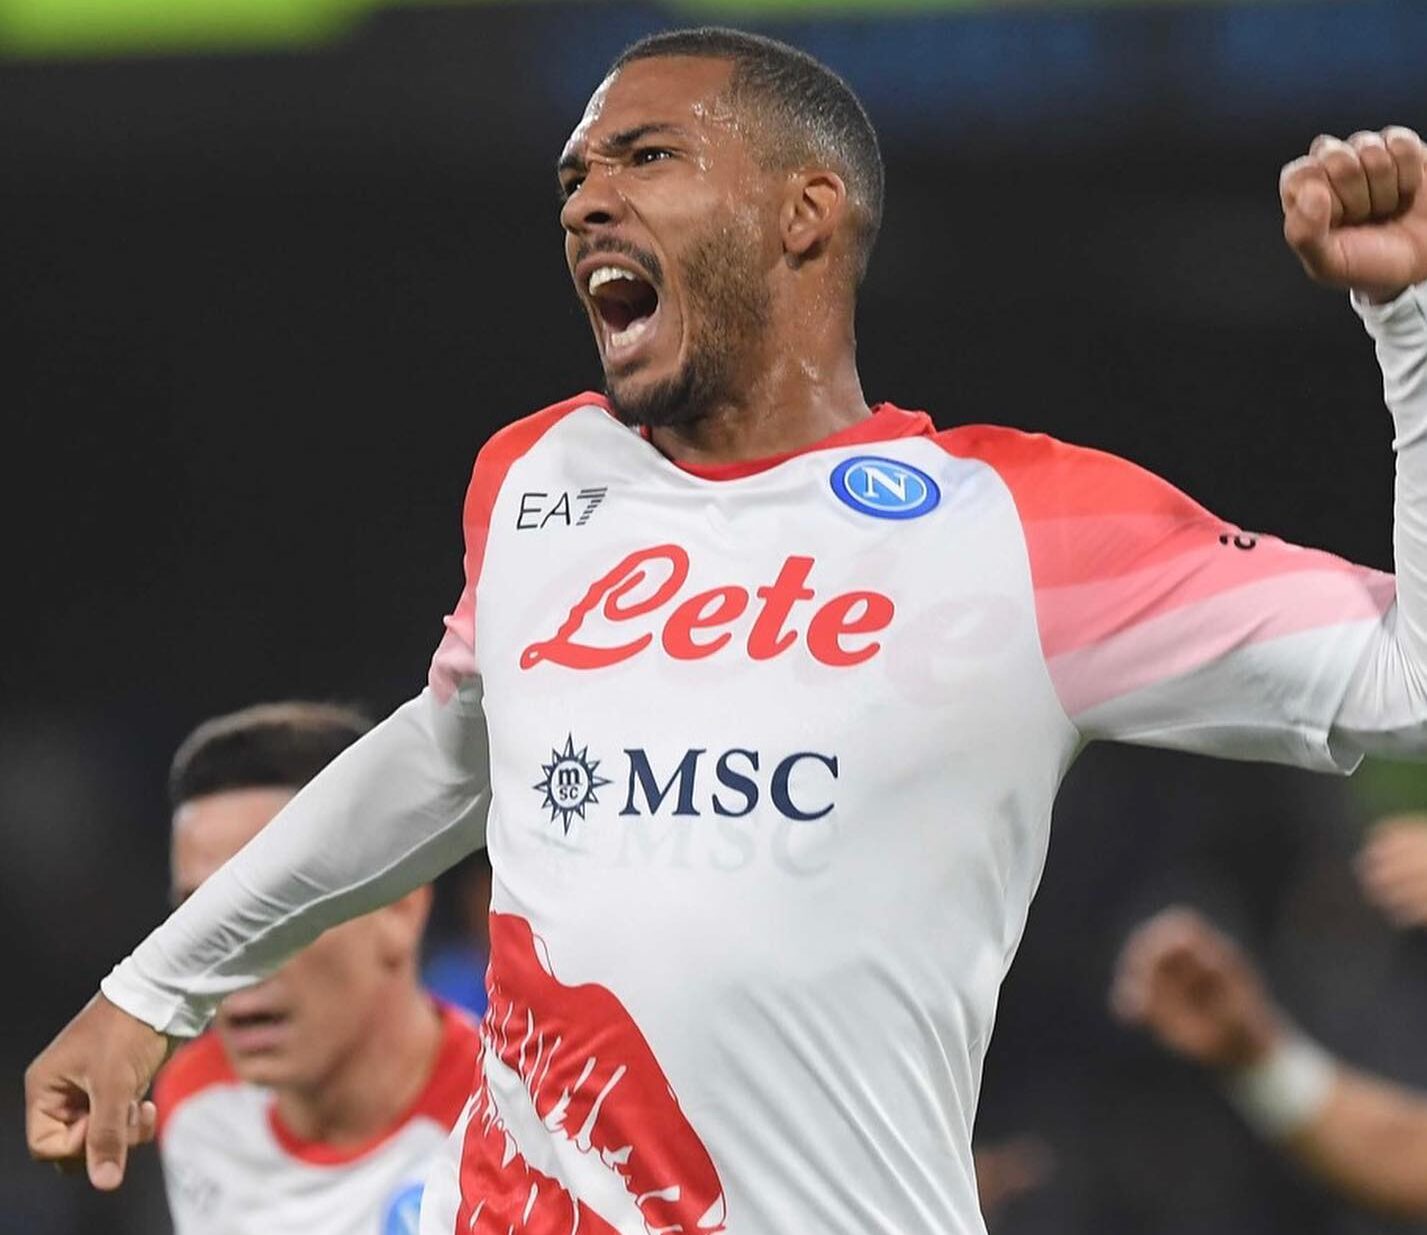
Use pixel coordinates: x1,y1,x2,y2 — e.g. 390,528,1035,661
0,0,1309,59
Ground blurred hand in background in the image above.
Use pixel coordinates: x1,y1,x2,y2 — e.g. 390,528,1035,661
973,1136,1054,1228
1358,814,1427,928
1110,907,1286,1070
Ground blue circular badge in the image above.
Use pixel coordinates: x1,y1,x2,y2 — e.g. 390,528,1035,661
382,1182,425,1235
830,456,941,520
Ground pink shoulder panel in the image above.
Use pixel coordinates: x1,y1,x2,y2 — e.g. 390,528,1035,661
936,424,1393,718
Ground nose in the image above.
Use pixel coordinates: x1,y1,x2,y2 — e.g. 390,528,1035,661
560,162,626,235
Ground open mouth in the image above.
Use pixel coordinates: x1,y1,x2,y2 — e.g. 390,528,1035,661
220,1008,290,1052
587,265,661,360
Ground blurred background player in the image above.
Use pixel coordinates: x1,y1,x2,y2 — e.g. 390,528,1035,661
1112,811,1427,1222
154,703,479,1234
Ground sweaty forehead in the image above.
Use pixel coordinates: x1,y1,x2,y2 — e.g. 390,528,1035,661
562,56,739,159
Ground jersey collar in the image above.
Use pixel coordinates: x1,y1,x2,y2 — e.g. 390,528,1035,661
624,402,935,481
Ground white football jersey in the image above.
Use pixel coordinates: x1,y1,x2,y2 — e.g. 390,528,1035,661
106,287,1427,1235
154,1004,478,1235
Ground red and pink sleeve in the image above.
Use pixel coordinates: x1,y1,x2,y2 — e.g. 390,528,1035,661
429,394,597,703
944,425,1396,767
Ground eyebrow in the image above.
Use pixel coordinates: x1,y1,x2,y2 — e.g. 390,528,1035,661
557,122,693,176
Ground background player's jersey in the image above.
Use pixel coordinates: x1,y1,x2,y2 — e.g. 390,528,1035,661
154,1003,477,1235
106,286,1427,1235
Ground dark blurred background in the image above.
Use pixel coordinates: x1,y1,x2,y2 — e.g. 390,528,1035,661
6,0,1427,1230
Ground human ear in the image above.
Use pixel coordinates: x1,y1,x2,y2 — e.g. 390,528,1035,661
375,886,433,966
782,170,848,263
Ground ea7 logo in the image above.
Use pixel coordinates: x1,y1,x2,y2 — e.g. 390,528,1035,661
516,487,607,530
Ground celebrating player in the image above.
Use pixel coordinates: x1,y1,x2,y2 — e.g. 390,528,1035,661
153,703,478,1233
1113,899,1427,1220
24,26,1427,1235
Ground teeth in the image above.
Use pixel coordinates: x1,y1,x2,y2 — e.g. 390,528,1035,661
609,317,653,350
588,265,639,295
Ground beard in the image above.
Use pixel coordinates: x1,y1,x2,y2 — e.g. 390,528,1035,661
605,219,771,430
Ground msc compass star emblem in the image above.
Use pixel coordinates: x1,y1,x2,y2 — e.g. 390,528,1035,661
533,735,612,833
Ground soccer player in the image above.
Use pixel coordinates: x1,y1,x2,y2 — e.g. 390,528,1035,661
1113,903,1427,1220
154,703,479,1233
23,26,1427,1235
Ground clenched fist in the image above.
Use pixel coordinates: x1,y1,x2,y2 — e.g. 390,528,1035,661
1282,127,1427,303
1111,907,1286,1071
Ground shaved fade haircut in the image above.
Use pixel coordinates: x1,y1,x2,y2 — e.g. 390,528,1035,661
169,701,372,808
612,27,885,283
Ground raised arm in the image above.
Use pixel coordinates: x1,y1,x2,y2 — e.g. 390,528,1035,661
947,130,1427,770
1113,906,1427,1220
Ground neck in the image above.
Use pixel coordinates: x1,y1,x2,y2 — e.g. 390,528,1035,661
273,983,442,1147
647,311,869,467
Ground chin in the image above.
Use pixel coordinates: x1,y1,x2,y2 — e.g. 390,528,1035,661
227,1045,297,1079
605,360,714,430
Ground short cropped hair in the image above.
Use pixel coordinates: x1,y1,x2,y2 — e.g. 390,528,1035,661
612,27,884,281
168,701,372,809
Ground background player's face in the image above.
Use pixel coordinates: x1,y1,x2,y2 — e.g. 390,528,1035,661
170,788,428,1092
559,56,778,428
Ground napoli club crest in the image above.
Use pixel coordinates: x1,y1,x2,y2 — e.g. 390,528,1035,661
533,735,612,833
382,1181,424,1235
830,455,941,520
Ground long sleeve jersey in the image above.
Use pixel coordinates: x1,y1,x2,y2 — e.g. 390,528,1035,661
105,286,1427,1235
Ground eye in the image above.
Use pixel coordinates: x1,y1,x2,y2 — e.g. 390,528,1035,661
632,147,674,167
559,175,585,203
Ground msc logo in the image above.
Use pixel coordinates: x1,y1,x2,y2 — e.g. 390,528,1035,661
622,748,838,821
830,456,940,520
533,736,612,833
533,742,839,827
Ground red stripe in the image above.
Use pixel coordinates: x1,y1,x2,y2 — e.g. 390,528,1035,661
430,393,603,700
153,1033,237,1141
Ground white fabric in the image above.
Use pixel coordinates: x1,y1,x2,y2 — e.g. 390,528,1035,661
101,285,1427,1235
1223,1034,1338,1141
1332,285,1427,756
161,1075,451,1235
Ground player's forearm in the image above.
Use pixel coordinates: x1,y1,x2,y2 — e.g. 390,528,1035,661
1332,284,1427,754
1223,1032,1427,1219
101,686,490,1036
1285,1068,1427,1220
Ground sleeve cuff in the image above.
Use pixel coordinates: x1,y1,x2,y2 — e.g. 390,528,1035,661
1352,282,1427,340
101,962,212,1039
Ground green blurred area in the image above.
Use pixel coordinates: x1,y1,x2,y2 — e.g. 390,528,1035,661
0,0,1238,59
0,0,361,55
1353,756,1427,823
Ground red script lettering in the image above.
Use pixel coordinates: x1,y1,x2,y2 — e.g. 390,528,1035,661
521,545,893,670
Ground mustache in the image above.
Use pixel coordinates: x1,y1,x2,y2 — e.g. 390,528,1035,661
573,237,663,288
